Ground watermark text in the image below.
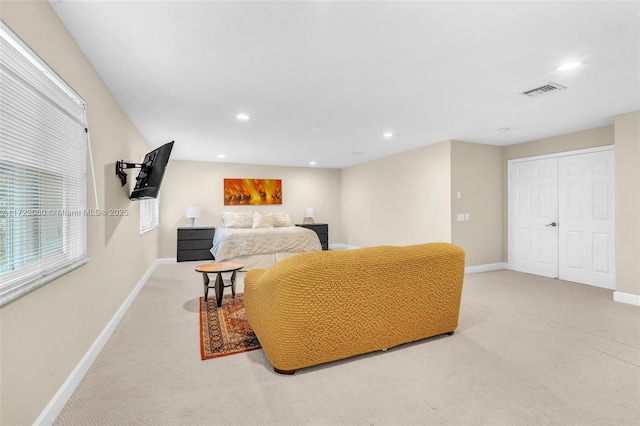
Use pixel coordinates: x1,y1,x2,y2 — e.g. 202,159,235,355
0,209,129,217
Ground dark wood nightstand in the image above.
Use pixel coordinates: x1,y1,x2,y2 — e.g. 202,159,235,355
296,223,328,250
177,227,215,262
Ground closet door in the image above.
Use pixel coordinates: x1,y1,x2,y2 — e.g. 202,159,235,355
559,150,616,289
508,158,559,278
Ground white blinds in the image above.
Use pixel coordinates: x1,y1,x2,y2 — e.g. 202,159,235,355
140,198,159,234
0,21,87,306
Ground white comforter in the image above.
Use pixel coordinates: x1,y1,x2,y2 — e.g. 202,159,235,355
210,226,321,261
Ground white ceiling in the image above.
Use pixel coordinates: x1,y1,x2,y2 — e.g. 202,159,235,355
49,0,640,169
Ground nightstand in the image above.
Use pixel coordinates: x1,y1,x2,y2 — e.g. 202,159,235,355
177,227,216,262
296,223,328,250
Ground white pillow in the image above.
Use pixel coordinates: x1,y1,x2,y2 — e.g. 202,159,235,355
221,212,253,228
252,211,274,229
273,213,294,227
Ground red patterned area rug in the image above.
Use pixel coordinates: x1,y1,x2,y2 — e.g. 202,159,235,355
199,293,261,360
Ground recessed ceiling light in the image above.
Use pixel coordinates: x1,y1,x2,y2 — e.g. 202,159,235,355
498,127,509,133
309,161,316,165
383,132,394,138
557,62,581,71
236,113,250,120
218,154,226,159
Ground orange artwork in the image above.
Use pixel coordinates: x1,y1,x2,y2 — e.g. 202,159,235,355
223,179,283,205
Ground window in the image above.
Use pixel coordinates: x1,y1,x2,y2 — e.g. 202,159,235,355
139,197,159,234
0,21,87,306
0,161,63,275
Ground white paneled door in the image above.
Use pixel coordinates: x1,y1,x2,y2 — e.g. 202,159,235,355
509,158,559,278
508,148,615,289
559,150,616,289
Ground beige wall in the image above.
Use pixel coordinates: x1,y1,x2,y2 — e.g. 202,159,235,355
340,141,452,247
0,2,158,424
502,125,614,161
340,140,504,267
451,141,503,266
159,161,342,257
614,111,640,298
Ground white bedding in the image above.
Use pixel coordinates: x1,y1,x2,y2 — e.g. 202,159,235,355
210,226,321,262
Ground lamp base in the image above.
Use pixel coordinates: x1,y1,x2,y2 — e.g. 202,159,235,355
303,217,314,225
189,218,196,228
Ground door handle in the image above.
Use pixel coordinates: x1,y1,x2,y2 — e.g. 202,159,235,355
546,222,557,227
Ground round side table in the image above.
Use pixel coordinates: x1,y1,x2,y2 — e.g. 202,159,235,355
195,262,244,307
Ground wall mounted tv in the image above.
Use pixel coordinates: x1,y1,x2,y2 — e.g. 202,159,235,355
115,141,174,201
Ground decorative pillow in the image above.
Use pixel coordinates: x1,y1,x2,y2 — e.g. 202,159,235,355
252,211,274,229
272,213,294,227
221,212,253,228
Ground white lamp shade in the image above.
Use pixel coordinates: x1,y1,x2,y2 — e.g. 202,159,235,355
185,206,201,219
303,207,315,224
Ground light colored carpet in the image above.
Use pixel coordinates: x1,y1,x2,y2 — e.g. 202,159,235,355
54,262,640,425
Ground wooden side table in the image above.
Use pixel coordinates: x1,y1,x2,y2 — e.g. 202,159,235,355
195,262,244,307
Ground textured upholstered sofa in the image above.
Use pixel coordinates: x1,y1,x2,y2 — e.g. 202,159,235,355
244,242,465,374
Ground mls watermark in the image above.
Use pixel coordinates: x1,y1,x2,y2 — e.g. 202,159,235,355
0,209,130,217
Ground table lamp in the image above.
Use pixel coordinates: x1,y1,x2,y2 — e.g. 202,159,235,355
303,207,315,224
185,206,201,227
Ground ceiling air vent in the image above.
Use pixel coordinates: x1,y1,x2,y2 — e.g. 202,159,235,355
521,82,566,98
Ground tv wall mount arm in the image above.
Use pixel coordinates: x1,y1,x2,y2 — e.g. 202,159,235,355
116,160,151,187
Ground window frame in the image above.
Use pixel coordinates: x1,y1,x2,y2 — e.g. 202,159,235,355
0,21,88,306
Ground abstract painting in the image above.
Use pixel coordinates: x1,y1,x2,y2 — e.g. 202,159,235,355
223,178,282,205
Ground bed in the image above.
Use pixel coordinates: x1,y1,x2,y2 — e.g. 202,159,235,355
210,211,322,269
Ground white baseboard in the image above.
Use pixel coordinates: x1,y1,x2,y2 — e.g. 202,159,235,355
157,257,177,264
465,262,507,274
34,259,162,426
613,291,640,306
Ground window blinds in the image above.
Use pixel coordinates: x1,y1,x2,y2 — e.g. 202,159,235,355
0,21,87,306
140,198,159,234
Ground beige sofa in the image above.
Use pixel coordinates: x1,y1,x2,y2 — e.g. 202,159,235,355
244,242,466,374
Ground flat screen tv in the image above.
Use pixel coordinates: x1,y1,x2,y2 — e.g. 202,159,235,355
128,141,174,201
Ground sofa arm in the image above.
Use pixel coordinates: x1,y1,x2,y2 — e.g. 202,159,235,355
244,268,274,351
244,268,266,294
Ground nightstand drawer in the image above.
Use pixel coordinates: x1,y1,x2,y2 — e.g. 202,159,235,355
177,250,214,262
178,227,215,240
177,239,213,250
297,224,327,233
